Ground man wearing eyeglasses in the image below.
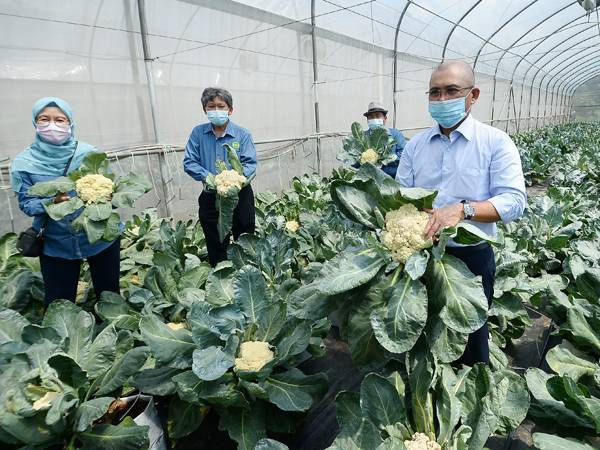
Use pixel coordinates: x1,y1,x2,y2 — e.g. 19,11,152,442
396,61,527,365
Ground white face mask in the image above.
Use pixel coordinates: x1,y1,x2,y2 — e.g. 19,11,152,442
36,122,72,145
367,118,384,130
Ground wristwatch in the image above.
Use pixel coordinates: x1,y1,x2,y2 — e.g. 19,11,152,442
461,200,475,220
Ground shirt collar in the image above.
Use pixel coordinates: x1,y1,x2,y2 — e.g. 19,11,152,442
429,113,475,142
204,120,236,138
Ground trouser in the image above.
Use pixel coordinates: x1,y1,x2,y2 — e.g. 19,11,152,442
39,239,121,306
445,243,496,366
198,185,256,267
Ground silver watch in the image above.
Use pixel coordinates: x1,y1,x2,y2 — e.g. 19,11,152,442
461,200,475,220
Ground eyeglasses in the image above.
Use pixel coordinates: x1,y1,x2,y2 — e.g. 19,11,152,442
426,86,473,99
36,117,70,129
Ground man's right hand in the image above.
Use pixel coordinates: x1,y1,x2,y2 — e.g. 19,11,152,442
53,193,70,204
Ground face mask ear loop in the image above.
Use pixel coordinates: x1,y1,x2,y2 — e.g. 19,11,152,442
464,89,474,116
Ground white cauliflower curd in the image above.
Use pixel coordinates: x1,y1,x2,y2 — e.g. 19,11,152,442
380,203,432,263
285,220,300,233
404,433,441,450
215,169,246,196
360,148,379,165
75,174,114,204
234,341,274,372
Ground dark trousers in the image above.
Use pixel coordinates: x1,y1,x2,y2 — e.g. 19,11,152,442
198,185,255,267
445,243,496,366
40,240,120,306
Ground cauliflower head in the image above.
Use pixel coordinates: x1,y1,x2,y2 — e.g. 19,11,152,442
234,341,274,372
214,169,246,196
360,148,379,165
285,219,300,233
404,433,441,450
167,322,186,330
75,174,114,204
380,203,432,264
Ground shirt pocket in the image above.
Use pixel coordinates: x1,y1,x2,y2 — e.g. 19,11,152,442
451,167,489,201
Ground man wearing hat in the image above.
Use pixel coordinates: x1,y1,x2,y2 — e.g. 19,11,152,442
363,101,406,178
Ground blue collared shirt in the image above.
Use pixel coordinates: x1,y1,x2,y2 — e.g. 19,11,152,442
396,114,526,240
183,121,257,183
15,171,115,259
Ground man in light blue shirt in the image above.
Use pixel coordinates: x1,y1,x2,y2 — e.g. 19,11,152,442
363,101,406,178
183,87,257,266
396,61,526,365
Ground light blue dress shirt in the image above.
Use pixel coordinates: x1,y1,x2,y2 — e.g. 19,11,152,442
395,114,526,241
183,121,257,183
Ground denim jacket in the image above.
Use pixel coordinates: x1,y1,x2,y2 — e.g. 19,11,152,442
15,171,115,259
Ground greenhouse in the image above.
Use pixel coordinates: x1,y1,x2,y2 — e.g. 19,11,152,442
0,0,600,449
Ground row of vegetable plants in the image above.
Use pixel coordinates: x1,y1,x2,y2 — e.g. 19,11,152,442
0,122,598,449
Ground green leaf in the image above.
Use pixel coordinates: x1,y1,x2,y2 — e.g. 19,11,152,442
168,396,205,439
317,247,387,295
43,300,94,365
332,185,378,229
404,251,429,280
174,371,248,408
95,292,141,331
74,397,114,432
44,196,84,220
131,366,180,396
532,433,594,450
78,416,149,450
218,403,266,450
425,320,468,363
275,319,311,361
103,212,122,242
72,210,107,244
409,350,435,436
575,268,600,302
429,255,488,334
494,369,530,434
28,176,75,196
360,373,405,426
80,324,118,379
232,265,270,324
370,276,428,354
86,201,112,221
217,188,241,242
77,152,109,174
264,369,327,412
332,391,383,450
192,346,234,381
224,144,244,174
48,353,89,388
112,176,150,208
436,365,462,446
0,308,28,345
139,315,195,369
287,282,331,320
95,346,150,396
546,342,598,381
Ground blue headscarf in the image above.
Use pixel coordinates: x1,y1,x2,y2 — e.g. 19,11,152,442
10,97,97,192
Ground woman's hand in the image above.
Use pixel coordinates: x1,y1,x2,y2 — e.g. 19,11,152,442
53,193,70,204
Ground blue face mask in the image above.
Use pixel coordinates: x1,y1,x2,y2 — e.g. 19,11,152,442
367,118,384,130
207,110,229,126
428,93,471,129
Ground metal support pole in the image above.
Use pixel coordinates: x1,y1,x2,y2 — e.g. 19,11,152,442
392,2,412,128
310,0,322,175
137,0,171,218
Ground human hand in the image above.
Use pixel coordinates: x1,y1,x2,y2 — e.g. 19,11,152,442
53,193,70,204
423,204,464,238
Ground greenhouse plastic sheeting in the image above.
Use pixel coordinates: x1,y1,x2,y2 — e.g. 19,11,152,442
1,0,599,232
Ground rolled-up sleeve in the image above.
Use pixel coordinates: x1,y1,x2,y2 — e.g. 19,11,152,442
488,134,527,223
395,140,415,187
15,172,49,217
239,131,257,178
183,128,209,182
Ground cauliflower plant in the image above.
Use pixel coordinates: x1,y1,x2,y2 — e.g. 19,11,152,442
404,433,441,450
360,148,379,165
32,391,60,411
75,173,114,204
380,203,432,263
167,322,187,330
234,341,274,372
214,169,246,196
285,219,300,233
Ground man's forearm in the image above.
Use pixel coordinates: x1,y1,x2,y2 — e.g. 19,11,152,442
470,200,500,223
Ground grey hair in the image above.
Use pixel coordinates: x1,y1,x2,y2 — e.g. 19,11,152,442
201,87,233,110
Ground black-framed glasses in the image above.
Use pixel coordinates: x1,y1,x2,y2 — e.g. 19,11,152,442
426,86,473,99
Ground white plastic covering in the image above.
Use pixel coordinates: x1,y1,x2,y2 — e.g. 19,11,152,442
1,0,599,232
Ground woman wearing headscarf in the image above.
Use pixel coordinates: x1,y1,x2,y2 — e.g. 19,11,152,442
10,97,120,307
